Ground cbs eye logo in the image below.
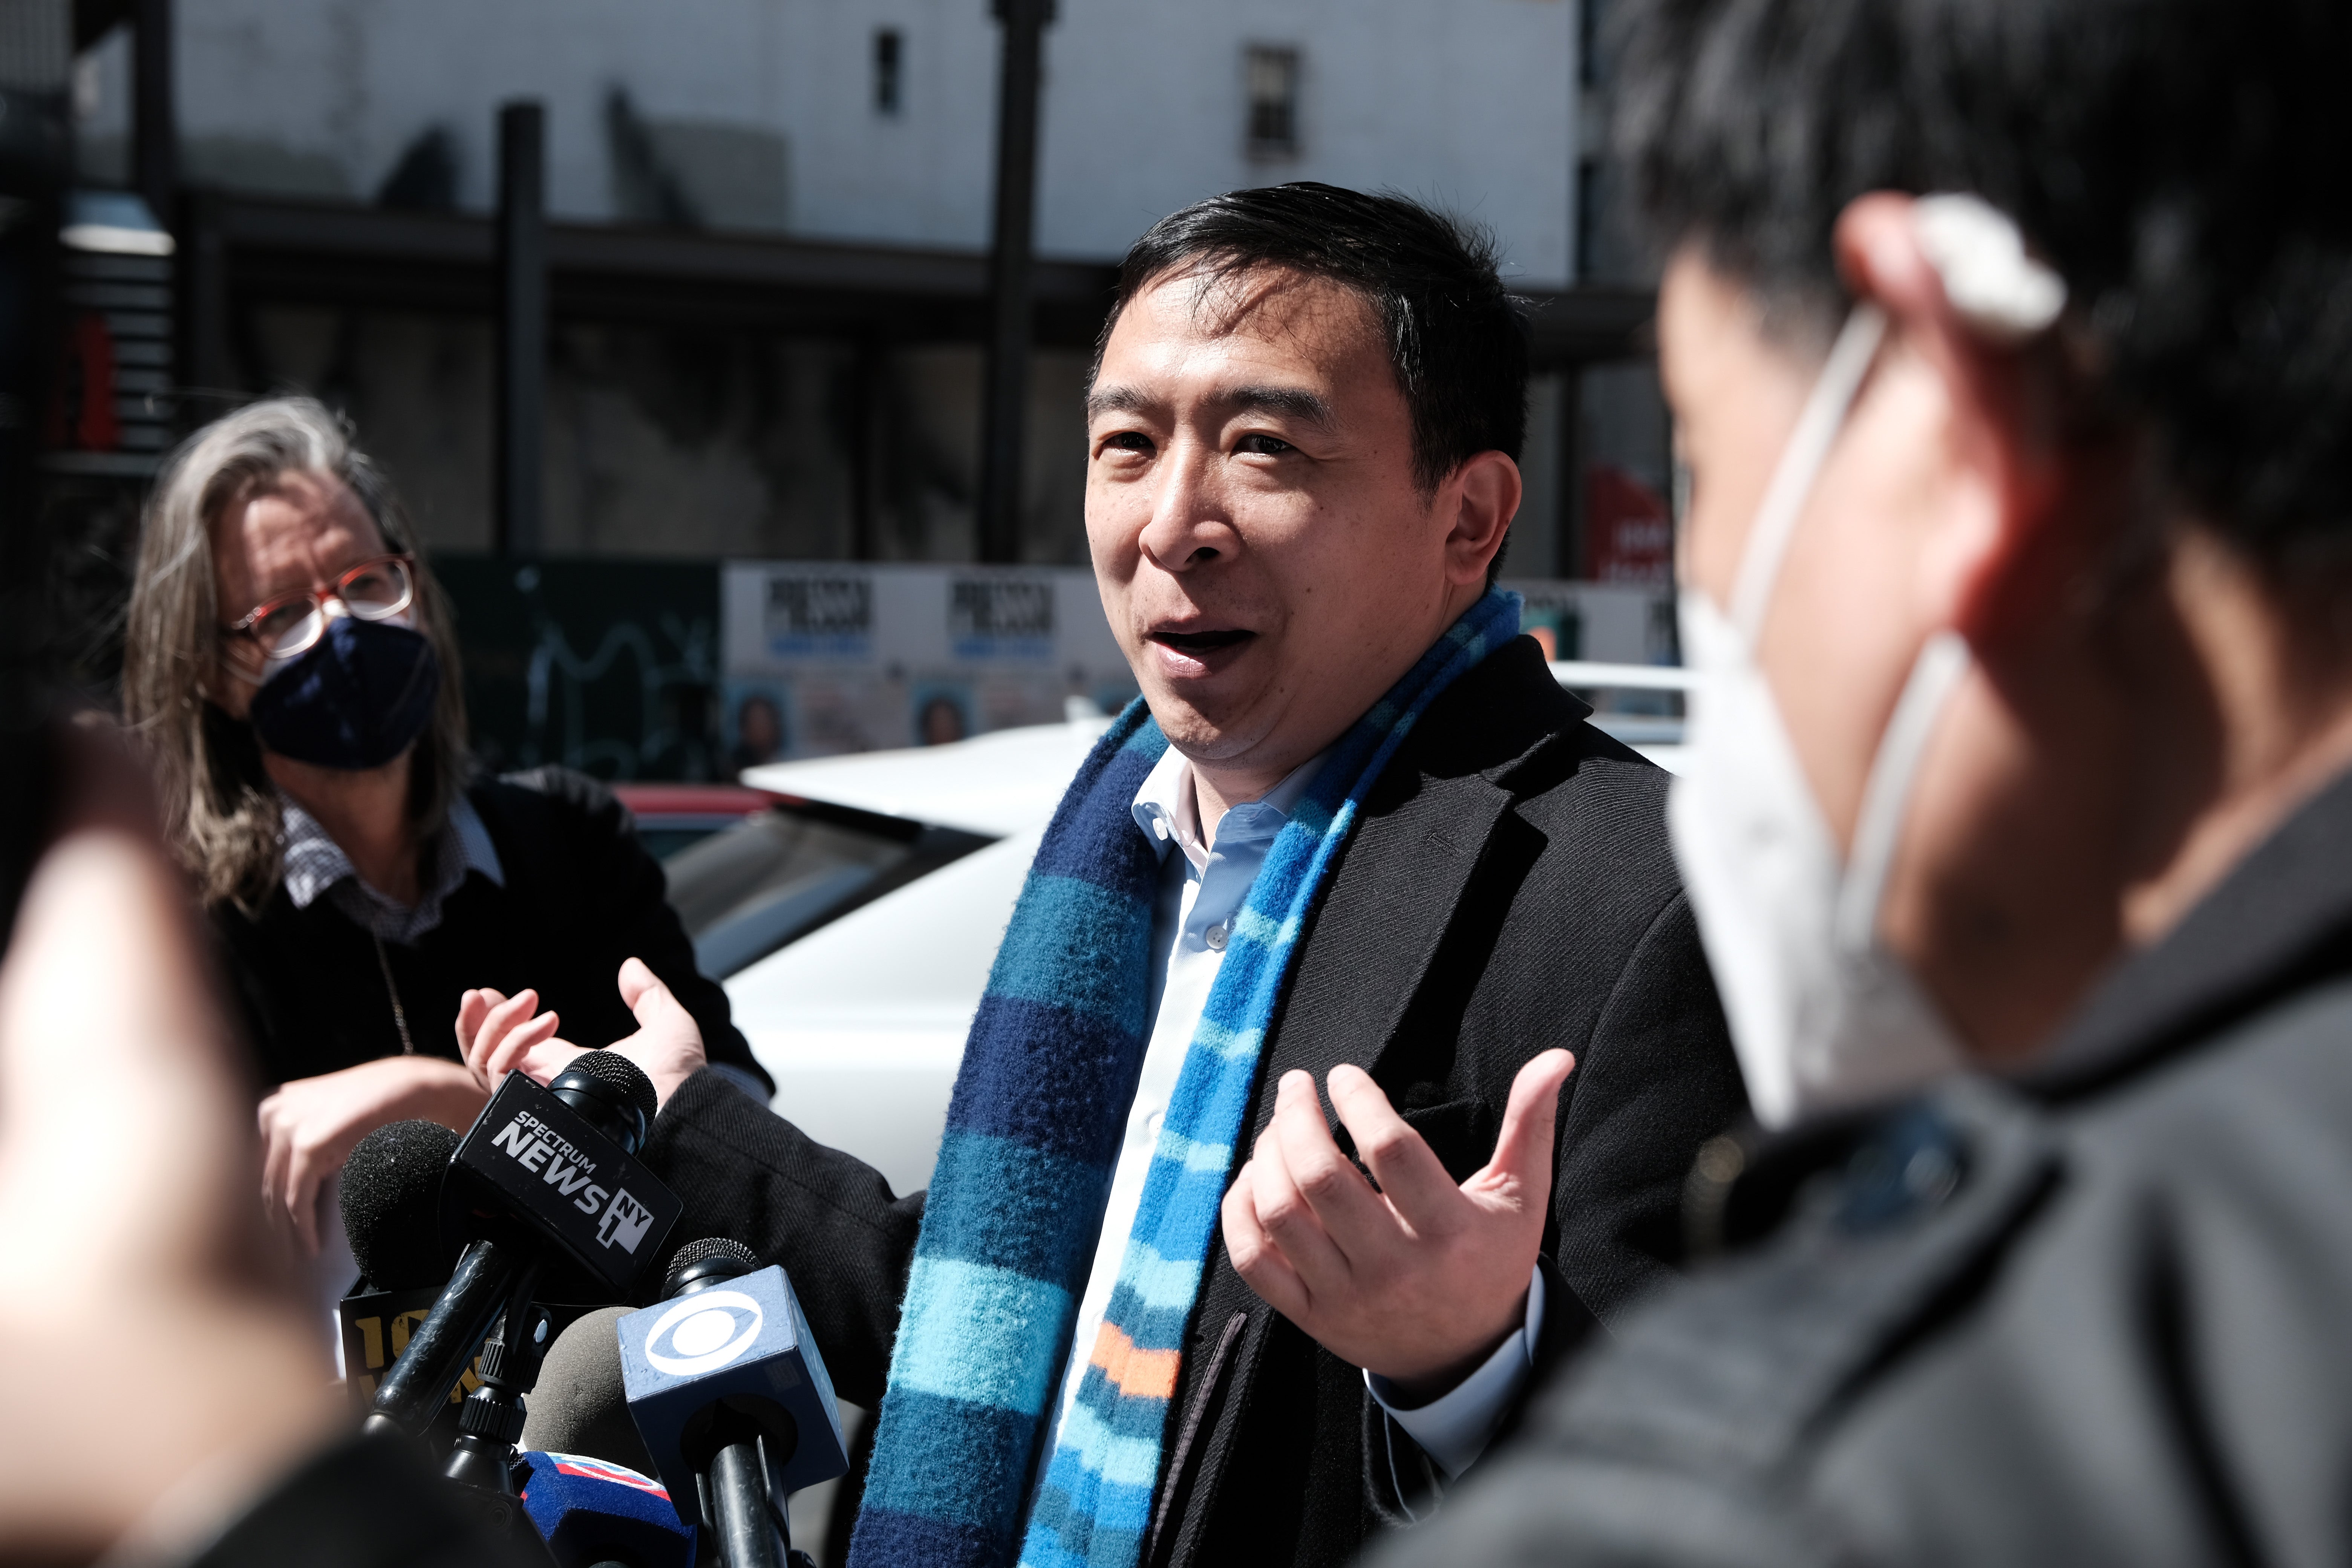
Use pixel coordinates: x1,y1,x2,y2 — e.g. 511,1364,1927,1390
643,1291,765,1375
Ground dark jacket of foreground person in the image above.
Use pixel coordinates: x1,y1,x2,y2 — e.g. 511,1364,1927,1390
1369,764,2352,1567
640,637,1746,1568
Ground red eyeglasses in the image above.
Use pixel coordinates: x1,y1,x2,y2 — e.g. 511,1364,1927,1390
223,554,417,661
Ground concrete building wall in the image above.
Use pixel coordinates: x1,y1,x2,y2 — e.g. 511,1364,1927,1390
78,0,1577,282
68,0,1650,582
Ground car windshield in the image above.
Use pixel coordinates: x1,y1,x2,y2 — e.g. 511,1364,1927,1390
662,799,993,980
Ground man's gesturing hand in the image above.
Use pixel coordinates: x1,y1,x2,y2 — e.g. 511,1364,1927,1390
456,957,708,1110
1220,1049,1574,1403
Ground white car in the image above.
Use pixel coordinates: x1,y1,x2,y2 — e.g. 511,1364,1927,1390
686,666,1690,1194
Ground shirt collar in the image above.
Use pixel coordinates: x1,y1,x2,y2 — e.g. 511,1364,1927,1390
1130,744,1327,874
447,795,505,889
278,790,505,939
277,795,355,912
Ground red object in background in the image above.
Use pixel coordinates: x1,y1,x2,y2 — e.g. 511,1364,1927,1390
43,312,121,452
1584,463,1672,585
610,784,782,819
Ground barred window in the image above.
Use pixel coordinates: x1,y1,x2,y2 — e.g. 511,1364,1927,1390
1245,45,1300,158
874,28,903,116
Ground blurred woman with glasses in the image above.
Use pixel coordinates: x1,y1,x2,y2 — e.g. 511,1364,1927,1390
121,397,770,1270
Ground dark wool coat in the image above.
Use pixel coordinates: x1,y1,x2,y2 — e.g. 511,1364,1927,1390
641,635,1745,1568
1369,765,2352,1568
211,767,771,1096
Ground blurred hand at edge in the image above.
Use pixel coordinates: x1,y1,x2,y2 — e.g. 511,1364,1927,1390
0,733,337,1562
456,957,707,1111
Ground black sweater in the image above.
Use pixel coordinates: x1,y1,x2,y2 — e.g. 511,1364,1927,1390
211,767,770,1096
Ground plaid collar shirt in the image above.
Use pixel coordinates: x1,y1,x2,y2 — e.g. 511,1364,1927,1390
278,790,506,946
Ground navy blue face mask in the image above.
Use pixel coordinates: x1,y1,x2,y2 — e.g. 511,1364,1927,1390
248,616,441,770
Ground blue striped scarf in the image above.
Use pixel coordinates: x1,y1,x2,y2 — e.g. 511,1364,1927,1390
848,589,1522,1568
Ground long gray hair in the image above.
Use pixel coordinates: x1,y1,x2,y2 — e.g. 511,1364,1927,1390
121,398,471,908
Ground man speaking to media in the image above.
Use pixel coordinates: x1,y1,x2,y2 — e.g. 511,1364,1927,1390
467,184,1741,1568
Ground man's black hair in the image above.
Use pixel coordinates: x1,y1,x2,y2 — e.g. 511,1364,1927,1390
1615,0,2352,565
1099,183,1531,507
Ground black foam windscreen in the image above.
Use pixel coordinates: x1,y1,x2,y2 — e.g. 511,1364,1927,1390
561,1049,658,1129
341,1119,462,1290
662,1236,758,1298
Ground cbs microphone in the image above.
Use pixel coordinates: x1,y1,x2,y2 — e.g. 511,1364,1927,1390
620,1238,847,1568
362,1050,680,1442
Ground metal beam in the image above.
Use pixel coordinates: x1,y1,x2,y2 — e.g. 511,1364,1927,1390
1522,285,1655,369
178,187,230,419
211,196,1118,339
977,0,1051,564
203,194,1654,365
1556,366,1585,579
494,102,545,558
130,0,172,227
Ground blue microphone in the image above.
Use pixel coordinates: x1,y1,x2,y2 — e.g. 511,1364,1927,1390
518,1449,696,1568
619,1239,847,1568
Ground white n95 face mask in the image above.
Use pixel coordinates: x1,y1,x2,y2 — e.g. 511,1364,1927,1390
1669,195,2065,1129
1667,303,1970,1130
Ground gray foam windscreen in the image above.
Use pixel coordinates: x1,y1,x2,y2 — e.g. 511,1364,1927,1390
521,1305,654,1476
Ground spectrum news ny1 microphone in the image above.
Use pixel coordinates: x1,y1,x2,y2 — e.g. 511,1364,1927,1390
340,1121,614,1474
357,1052,684,1487
620,1238,848,1568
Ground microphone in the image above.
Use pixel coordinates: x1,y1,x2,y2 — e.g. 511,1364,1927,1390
343,1119,466,1291
340,1118,610,1429
339,1121,472,1419
620,1238,848,1568
518,1449,696,1568
364,1051,680,1440
521,1305,655,1475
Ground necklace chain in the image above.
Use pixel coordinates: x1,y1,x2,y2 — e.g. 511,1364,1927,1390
372,932,416,1055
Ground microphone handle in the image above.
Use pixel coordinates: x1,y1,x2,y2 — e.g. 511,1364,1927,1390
367,1235,532,1436
707,1438,787,1568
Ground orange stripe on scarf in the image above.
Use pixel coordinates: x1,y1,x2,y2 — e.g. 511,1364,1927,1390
1087,1320,1180,1401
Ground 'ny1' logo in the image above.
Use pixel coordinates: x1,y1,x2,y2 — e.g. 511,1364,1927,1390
597,1188,654,1253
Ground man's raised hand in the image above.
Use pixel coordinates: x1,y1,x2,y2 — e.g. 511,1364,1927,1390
1219,1049,1574,1402
455,958,708,1110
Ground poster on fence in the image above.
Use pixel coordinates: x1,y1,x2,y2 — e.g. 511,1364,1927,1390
436,556,1675,779
718,562,1676,764
720,564,1139,761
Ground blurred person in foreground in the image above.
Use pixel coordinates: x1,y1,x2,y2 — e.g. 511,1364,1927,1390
0,725,530,1567
467,184,1744,1566
1370,0,2352,1563
119,396,770,1267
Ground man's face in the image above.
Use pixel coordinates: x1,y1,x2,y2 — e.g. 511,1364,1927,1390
1086,266,1507,781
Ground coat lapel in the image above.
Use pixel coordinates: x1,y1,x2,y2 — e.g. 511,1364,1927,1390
1251,636,1585,1134
1256,767,1516,1124
1152,638,1601,1559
